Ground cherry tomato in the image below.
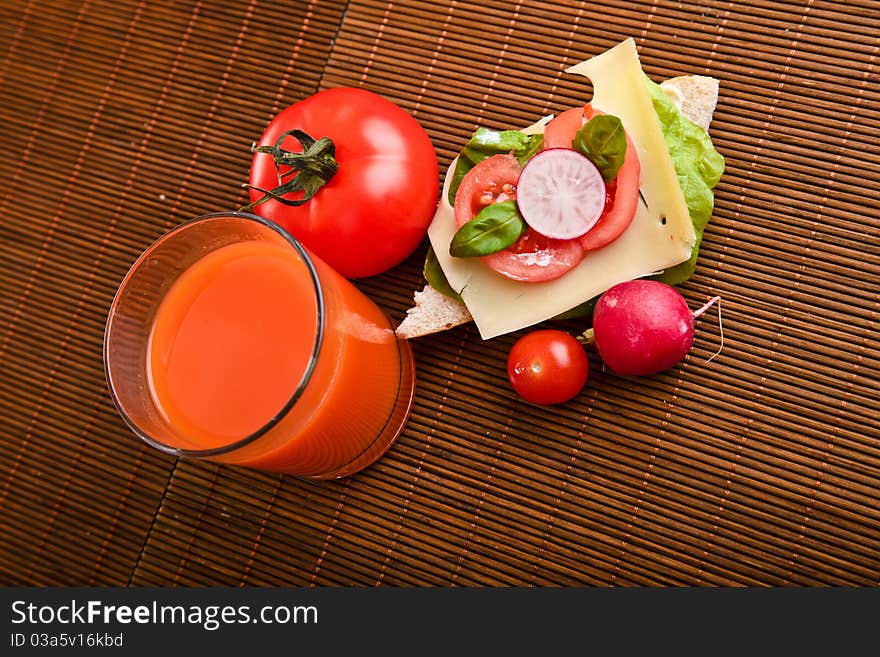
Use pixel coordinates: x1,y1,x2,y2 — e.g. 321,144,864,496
506,329,589,405
453,154,584,282
542,105,641,252
248,87,439,279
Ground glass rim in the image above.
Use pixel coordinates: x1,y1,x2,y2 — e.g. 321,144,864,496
103,210,325,458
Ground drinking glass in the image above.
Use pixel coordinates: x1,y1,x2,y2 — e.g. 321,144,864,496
104,211,415,479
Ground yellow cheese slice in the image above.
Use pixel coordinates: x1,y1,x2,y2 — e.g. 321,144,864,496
427,38,695,340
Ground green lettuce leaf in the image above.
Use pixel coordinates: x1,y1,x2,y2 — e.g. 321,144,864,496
424,245,462,302
644,76,725,286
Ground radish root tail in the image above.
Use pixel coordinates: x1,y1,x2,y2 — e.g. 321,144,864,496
693,295,724,364
693,295,721,319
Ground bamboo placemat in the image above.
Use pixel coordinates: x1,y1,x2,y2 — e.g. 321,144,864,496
1,0,877,587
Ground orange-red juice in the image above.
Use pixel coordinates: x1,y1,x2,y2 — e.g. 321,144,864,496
146,238,413,478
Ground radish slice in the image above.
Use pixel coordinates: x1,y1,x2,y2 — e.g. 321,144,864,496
516,148,606,240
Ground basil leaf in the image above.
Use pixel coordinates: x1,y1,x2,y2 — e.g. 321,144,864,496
423,245,462,301
447,129,543,204
643,76,725,286
512,131,543,166
449,200,525,258
572,114,628,182
473,127,535,154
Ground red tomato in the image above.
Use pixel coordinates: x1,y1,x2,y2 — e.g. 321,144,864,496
247,87,439,279
542,105,641,252
453,154,584,282
507,330,589,405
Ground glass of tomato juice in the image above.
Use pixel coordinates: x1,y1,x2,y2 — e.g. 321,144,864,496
103,211,415,479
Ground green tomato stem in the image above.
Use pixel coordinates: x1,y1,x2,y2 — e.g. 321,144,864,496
576,328,595,345
239,129,338,212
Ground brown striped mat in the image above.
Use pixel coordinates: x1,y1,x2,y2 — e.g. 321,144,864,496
1,0,877,586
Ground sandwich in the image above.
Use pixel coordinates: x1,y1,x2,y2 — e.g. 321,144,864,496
397,38,723,340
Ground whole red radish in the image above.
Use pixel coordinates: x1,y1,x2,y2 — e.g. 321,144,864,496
593,280,716,376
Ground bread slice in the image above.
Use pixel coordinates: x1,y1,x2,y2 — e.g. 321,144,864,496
397,284,473,335
659,75,719,133
396,75,720,340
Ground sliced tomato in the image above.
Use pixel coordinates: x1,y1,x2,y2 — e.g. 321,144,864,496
453,154,584,282
543,105,641,252
485,229,584,281
578,107,641,252
542,107,586,149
